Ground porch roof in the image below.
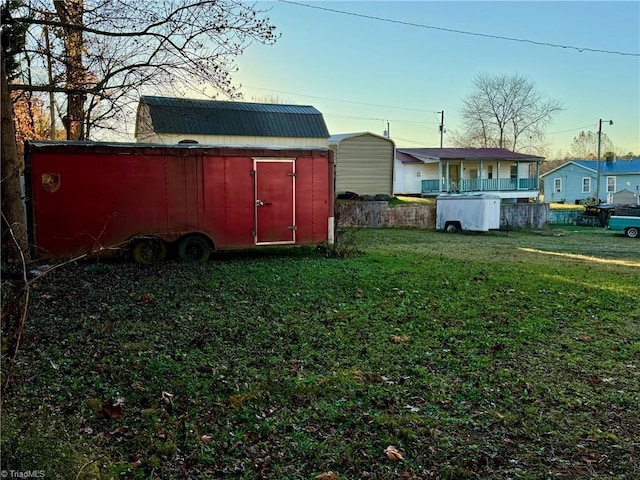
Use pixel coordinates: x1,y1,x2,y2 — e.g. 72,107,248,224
396,147,544,163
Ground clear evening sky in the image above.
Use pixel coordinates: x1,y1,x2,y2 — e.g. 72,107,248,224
222,0,640,159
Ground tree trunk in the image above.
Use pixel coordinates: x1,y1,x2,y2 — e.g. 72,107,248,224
54,0,87,140
1,46,30,267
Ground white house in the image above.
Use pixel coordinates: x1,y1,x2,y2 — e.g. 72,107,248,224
394,147,544,202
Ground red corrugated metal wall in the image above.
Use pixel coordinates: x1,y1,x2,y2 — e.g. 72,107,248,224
27,144,334,258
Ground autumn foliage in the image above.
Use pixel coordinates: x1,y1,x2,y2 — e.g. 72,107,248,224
10,90,61,147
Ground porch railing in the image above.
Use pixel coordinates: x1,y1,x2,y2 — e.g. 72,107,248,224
422,177,538,195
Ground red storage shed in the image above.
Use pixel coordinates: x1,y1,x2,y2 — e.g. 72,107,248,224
25,141,335,263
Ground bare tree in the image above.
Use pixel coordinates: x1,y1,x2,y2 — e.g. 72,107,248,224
568,130,615,159
456,73,563,153
2,1,30,264
7,0,279,140
2,0,278,262
250,93,295,105
1,48,29,264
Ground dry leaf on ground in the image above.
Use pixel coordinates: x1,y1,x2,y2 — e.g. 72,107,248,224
314,473,339,480
384,445,404,461
390,335,410,344
96,400,123,419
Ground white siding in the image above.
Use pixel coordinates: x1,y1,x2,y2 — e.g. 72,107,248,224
394,162,439,195
136,132,328,148
332,134,394,195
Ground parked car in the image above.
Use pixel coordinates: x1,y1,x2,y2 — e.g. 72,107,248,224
607,205,640,238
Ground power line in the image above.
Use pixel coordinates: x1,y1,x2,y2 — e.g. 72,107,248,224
323,113,437,126
242,84,439,113
547,124,599,135
279,0,640,58
242,87,627,147
393,136,432,146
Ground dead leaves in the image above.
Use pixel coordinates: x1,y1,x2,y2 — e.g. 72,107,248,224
587,374,602,385
576,334,593,343
384,445,405,461
95,399,124,419
314,472,339,480
139,292,157,305
390,334,411,344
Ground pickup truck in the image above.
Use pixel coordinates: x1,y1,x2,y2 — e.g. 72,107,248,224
607,205,640,238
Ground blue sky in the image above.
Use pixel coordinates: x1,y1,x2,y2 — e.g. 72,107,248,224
221,0,639,159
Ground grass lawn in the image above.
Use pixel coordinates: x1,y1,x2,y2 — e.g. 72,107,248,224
2,227,639,479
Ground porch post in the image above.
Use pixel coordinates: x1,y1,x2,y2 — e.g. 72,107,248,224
438,161,443,192
446,161,450,192
497,161,501,191
480,161,484,191
516,162,520,190
460,160,464,191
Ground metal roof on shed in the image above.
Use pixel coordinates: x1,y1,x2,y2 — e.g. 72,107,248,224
328,132,394,145
138,96,330,138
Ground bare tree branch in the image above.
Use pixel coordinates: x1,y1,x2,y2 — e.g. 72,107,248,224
7,0,279,139
457,73,564,153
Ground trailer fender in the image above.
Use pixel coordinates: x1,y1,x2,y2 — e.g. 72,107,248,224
129,236,168,264
177,234,213,263
444,221,462,233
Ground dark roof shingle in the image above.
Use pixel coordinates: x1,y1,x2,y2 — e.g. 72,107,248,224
139,96,330,138
572,159,640,175
396,147,544,162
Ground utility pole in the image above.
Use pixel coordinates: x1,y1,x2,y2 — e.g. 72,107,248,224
595,118,613,204
438,111,444,148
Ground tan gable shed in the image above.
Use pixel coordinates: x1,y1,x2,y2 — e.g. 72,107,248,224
136,96,330,148
329,132,395,196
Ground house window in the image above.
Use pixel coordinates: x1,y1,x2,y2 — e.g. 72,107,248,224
606,176,616,193
582,177,591,193
416,171,421,178
487,166,493,179
554,178,562,193
469,168,479,179
510,165,517,179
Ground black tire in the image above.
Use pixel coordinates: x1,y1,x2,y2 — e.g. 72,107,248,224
131,238,167,264
445,222,461,233
625,227,639,238
178,235,211,263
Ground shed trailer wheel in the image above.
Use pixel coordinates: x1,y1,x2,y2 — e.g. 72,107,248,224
178,234,212,263
625,227,639,238
445,222,461,233
130,237,167,264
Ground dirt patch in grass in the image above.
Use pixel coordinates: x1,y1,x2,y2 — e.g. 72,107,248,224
2,229,639,479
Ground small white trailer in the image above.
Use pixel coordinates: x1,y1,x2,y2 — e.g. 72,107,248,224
436,193,501,232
